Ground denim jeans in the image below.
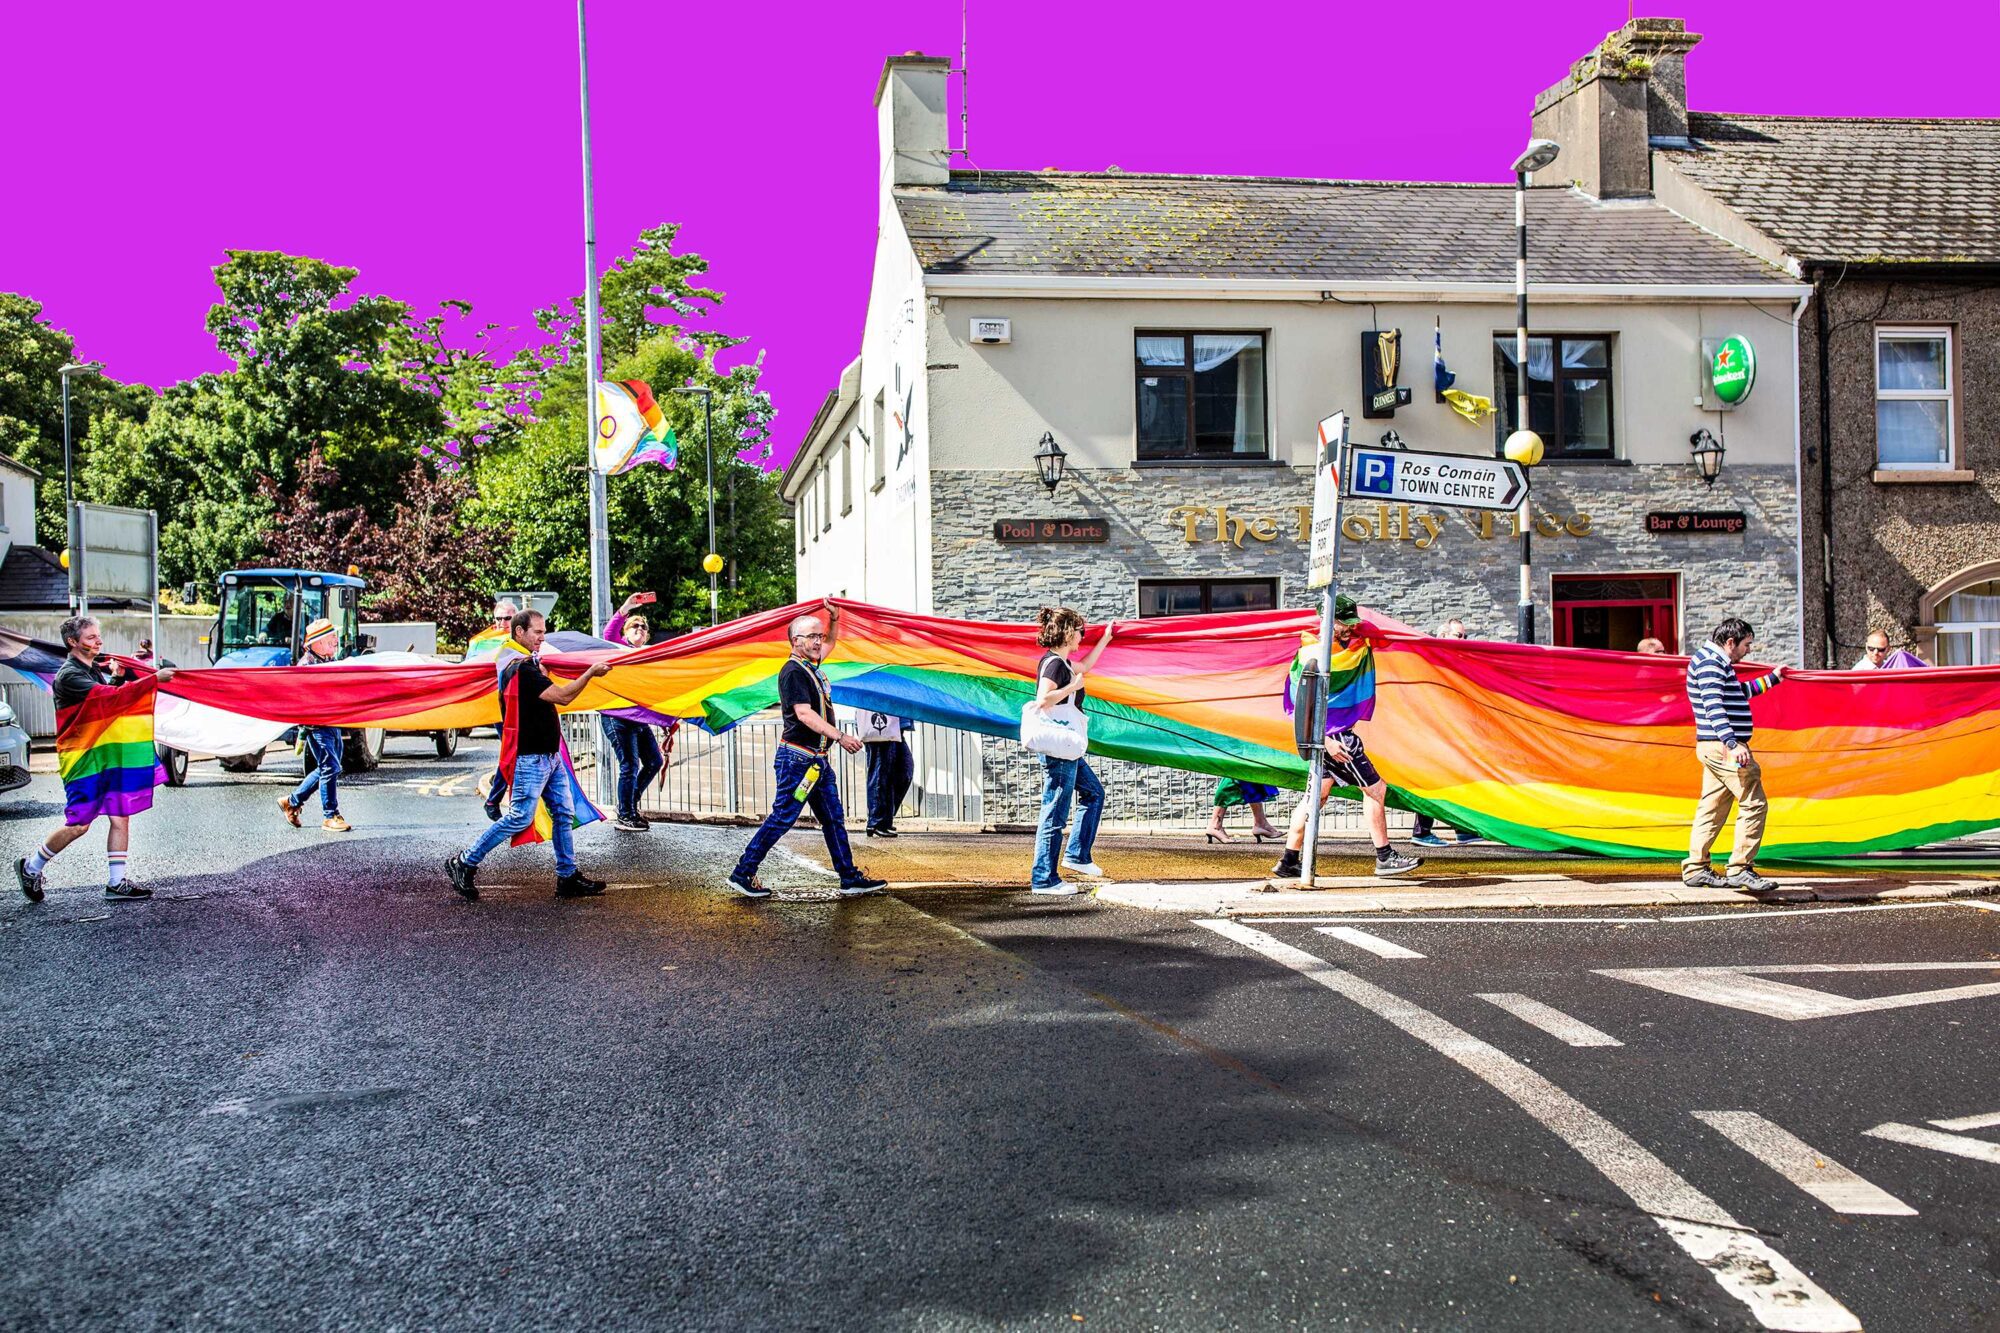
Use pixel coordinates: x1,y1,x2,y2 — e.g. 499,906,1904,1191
864,738,913,830
1031,756,1103,889
463,753,577,878
603,717,663,817
289,726,344,815
734,746,861,884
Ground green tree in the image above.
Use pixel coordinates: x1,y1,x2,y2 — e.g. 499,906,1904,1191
0,293,151,540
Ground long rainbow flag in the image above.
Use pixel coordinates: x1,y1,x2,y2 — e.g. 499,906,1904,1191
136,600,2000,861
57,674,166,823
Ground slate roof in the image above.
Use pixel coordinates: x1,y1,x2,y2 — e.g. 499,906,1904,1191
0,545,71,611
894,171,1789,286
1661,114,2000,265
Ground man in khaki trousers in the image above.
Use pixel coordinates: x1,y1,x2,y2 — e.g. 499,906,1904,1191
1682,617,1787,896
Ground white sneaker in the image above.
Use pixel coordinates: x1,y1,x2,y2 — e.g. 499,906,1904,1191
1060,859,1105,878
1030,883,1082,896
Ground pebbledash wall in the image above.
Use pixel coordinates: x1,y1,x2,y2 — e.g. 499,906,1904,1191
930,463,1801,824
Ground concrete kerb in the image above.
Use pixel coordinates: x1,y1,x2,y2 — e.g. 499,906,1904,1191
1088,877,2000,916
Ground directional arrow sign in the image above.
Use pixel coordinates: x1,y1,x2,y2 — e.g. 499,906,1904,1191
1346,446,1527,512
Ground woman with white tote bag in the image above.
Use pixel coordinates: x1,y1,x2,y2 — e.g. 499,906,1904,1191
1022,606,1115,895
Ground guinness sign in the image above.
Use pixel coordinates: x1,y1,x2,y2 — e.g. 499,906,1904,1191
1361,329,1413,419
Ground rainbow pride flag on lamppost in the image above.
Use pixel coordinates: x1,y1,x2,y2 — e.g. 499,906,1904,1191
593,379,678,475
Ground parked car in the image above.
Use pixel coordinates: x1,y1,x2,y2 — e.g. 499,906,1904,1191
0,697,30,797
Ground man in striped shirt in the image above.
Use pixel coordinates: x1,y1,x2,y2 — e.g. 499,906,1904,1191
1683,617,1787,895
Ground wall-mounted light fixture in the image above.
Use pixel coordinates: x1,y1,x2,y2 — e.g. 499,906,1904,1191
1689,428,1726,488
1033,431,1067,496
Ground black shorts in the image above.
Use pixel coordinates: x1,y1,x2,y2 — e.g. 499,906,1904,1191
1321,729,1381,790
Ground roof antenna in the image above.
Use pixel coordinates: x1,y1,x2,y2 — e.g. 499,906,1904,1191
953,0,975,168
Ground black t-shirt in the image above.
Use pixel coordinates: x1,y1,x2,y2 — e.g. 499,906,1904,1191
778,658,831,749
505,658,561,756
53,656,113,710
1038,653,1083,710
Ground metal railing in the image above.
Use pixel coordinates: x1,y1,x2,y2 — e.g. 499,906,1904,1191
568,708,1402,835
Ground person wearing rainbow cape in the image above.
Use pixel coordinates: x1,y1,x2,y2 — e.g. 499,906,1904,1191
1271,595,1423,882
15,615,176,903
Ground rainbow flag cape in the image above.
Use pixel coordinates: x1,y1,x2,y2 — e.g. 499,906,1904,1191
143,600,2000,861
463,626,510,661
57,673,166,823
495,656,603,846
1285,632,1376,731
0,627,67,690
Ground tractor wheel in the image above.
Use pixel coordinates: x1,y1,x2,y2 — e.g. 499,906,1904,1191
218,751,264,774
342,727,386,772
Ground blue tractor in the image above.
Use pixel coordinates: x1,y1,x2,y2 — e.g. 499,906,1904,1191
198,568,456,774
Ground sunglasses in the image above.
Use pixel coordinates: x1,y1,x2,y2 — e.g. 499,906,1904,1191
1866,645,1889,654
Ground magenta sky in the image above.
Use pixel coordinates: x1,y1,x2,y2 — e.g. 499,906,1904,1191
7,2,1994,468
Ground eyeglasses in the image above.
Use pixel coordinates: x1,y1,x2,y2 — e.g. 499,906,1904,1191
794,633,826,642
1866,645,1889,654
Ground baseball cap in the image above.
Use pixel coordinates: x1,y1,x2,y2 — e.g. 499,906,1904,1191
1334,595,1360,624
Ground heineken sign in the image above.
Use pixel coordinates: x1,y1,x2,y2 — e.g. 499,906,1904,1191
1710,335,1756,406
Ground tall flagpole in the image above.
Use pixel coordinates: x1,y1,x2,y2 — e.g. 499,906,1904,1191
578,0,613,634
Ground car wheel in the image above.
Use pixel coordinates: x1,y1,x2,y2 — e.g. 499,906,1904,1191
157,745,189,787
218,751,265,774
434,729,460,759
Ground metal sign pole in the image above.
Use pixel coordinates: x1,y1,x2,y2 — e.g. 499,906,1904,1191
149,510,160,657
1300,417,1350,885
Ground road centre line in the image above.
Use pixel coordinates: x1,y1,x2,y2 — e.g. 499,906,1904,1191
1316,926,1425,959
1930,1110,2000,1131
1864,1122,2000,1165
1693,1112,1916,1216
1194,919,1859,1332
1475,993,1623,1047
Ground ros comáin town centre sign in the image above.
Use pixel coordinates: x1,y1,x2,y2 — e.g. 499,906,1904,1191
1709,335,1756,406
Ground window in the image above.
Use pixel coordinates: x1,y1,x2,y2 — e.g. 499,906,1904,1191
1137,578,1279,618
1135,332,1268,460
1876,327,1954,468
841,438,853,516
870,391,887,487
1552,573,1679,652
1494,335,1614,459
1935,579,2000,666
819,465,832,532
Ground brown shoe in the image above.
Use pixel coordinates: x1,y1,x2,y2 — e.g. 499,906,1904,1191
321,815,352,833
278,796,302,828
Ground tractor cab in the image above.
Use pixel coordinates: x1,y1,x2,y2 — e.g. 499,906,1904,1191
211,569,367,668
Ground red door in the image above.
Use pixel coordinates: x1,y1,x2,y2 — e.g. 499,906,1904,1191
1551,575,1680,652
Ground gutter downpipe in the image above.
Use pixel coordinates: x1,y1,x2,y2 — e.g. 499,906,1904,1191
1788,289,1809,667
1813,268,1836,668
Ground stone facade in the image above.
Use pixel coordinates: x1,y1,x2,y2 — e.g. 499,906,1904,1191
1798,276,2000,666
932,461,1800,822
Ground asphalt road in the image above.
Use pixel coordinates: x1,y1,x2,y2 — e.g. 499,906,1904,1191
3,741,1996,1330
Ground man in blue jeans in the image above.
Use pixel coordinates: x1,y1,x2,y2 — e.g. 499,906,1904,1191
447,610,612,902
277,618,351,833
730,606,887,900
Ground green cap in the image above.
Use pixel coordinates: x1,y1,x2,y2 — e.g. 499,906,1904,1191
1334,594,1360,624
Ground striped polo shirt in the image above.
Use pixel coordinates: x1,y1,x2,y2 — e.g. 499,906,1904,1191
1686,641,1781,747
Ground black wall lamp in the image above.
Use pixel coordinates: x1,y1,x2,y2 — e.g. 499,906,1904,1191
1689,428,1726,488
1033,431,1068,495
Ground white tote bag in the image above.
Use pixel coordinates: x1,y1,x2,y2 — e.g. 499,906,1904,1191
854,709,904,743
1019,700,1089,761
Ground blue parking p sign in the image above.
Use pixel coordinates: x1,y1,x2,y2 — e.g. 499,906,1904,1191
1353,453,1395,496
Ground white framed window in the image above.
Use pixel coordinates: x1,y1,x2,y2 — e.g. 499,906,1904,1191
1875,326,1954,469
819,465,832,532
1935,579,2000,667
841,437,853,516
870,391,887,489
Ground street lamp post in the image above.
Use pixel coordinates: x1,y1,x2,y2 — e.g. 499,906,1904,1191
1508,138,1561,645
58,361,94,613
675,386,718,626
576,0,613,635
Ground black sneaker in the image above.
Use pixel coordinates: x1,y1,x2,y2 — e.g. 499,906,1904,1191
1373,850,1423,878
1270,850,1302,880
15,857,44,904
728,874,772,899
865,826,899,839
104,882,153,901
613,814,648,833
838,876,888,898
447,855,479,901
556,873,606,899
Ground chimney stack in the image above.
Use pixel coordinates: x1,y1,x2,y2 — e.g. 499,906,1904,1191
876,53,952,187
1529,17,1702,199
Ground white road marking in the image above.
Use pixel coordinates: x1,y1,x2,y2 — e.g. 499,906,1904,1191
771,844,845,879
1961,901,2000,914
1865,1122,2000,1165
1316,926,1424,959
1195,919,1859,1332
1597,962,2000,1021
1693,1112,1916,1216
1660,903,1963,922
1476,992,1623,1047
1234,902,1960,926
1930,1110,2000,1131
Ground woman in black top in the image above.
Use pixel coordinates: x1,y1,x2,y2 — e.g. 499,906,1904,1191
1028,606,1114,894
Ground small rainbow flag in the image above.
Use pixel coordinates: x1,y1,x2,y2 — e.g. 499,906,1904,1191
57,675,166,823
594,379,679,475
